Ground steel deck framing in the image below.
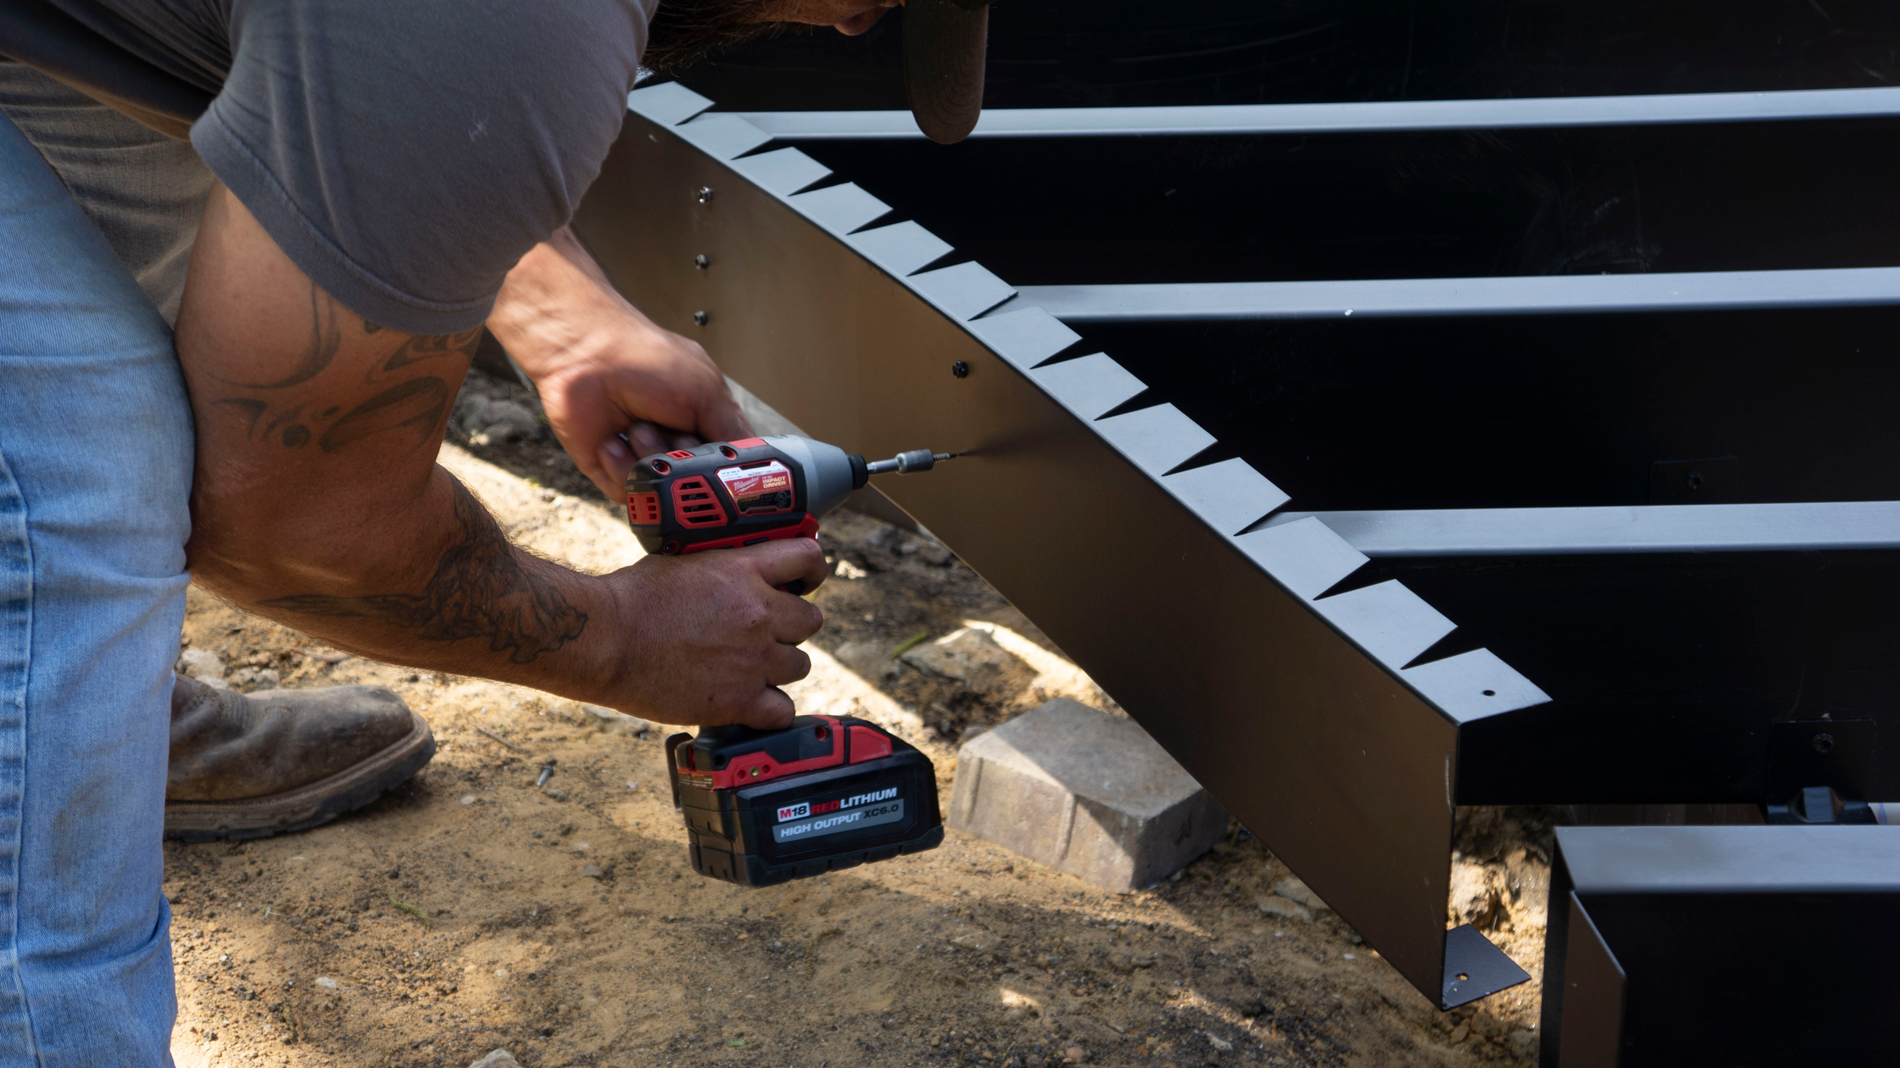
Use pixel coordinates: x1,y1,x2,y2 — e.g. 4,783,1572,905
570,65,1900,1054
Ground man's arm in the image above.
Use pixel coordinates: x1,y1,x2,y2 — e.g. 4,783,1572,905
486,227,750,499
179,185,827,726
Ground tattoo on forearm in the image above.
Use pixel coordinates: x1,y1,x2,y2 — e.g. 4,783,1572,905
212,284,480,454
260,480,587,664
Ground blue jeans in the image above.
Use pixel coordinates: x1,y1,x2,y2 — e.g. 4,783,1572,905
0,66,204,1064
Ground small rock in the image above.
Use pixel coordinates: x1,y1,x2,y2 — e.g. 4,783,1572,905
581,704,654,737
453,389,491,431
227,666,282,692
1255,895,1314,923
581,864,603,879
469,1052,521,1068
461,795,478,806
475,400,540,441
901,627,1033,698
544,788,570,802
833,559,870,580
314,977,337,989
199,677,231,691
1001,1005,1027,1023
177,648,226,680
921,544,953,566
1203,1032,1233,1052
831,639,903,682
1510,1029,1537,1054
1448,1022,1470,1045
1272,876,1329,912
1062,1045,1086,1064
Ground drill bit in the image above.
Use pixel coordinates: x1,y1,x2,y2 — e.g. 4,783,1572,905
865,449,956,475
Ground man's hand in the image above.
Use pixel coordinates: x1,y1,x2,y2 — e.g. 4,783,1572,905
487,228,751,499
178,185,814,727
608,539,829,726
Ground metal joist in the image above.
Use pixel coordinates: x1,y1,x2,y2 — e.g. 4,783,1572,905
1011,267,1900,322
736,85,1900,140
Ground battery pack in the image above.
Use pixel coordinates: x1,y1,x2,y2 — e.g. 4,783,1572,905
666,716,944,887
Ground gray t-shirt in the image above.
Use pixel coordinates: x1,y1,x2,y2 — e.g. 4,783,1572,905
21,0,651,335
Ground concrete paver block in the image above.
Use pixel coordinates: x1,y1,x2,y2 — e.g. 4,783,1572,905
947,698,1227,890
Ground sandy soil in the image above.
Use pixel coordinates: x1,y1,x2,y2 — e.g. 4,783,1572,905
166,373,1551,1068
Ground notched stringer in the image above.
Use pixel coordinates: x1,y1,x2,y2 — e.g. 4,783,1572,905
624,79,1546,1007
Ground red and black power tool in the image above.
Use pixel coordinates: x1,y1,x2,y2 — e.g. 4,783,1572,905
626,434,954,885
625,434,952,564
665,717,943,886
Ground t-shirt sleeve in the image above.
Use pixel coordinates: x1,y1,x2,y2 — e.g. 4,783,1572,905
191,0,648,336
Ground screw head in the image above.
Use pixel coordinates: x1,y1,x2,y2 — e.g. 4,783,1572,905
1686,471,1704,491
1813,732,1835,753
694,254,709,270
696,186,715,204
693,310,710,326
951,360,970,379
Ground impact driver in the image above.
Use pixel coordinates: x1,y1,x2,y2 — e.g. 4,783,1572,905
625,434,953,886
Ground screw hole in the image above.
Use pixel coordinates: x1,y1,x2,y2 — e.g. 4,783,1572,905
694,254,709,270
696,186,714,204
1482,689,1496,697
1685,471,1703,490
693,310,710,326
951,360,970,379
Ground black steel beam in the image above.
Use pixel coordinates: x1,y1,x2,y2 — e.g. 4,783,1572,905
674,0,1900,113
1541,826,1900,1066
1009,268,1900,321
738,85,1900,140
572,82,1542,1009
1268,502,1900,556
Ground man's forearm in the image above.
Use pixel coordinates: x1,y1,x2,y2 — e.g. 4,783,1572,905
180,186,820,726
483,227,750,498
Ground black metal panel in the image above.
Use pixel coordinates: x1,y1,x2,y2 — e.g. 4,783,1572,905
1386,549,1900,804
771,117,1900,285
677,0,1900,112
1082,308,1900,511
571,100,1527,1008
1542,827,1900,1066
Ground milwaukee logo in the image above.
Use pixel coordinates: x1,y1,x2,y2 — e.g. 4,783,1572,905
777,802,810,822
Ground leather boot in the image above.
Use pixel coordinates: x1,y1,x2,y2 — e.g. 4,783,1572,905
166,674,436,841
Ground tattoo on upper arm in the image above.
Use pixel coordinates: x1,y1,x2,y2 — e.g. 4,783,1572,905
211,284,482,454
369,329,483,382
226,284,344,390
259,480,587,663
318,378,451,453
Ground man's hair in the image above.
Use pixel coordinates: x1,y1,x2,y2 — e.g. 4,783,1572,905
644,0,809,72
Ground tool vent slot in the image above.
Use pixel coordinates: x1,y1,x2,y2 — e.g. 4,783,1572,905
628,492,662,525
670,476,730,527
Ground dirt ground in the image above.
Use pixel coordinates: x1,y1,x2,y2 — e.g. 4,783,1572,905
165,371,1551,1068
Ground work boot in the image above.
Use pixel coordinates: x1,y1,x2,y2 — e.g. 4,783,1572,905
165,674,436,842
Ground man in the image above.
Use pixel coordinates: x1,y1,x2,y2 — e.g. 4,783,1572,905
0,0,989,1060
